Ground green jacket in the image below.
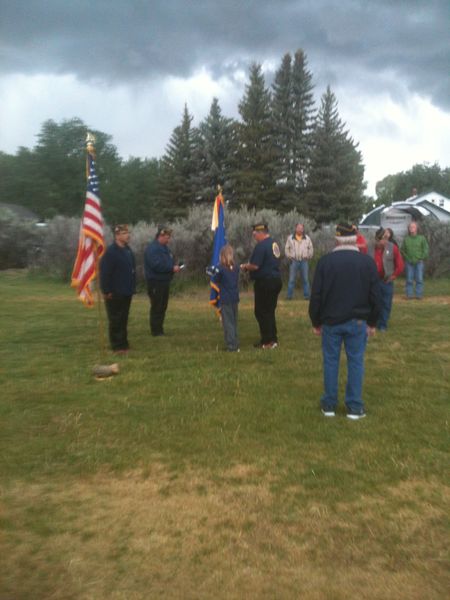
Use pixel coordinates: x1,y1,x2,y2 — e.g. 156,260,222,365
401,234,429,264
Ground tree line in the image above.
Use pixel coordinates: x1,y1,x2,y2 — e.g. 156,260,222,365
0,49,449,226
375,163,450,208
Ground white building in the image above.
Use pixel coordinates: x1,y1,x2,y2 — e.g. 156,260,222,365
359,191,450,241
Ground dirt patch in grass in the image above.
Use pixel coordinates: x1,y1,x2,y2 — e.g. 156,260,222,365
1,466,448,600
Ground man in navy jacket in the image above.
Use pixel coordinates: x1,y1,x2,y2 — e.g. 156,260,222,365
309,223,381,420
100,224,136,353
144,226,181,336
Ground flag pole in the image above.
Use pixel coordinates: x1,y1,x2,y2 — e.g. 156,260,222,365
95,261,108,357
86,133,108,357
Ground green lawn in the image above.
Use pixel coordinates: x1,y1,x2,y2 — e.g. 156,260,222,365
1,271,449,599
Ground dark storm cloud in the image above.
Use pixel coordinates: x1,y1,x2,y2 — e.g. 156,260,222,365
1,0,449,109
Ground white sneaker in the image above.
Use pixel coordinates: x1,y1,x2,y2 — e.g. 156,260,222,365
321,409,336,417
346,413,366,420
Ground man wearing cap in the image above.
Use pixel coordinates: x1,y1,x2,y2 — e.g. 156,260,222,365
285,223,314,300
144,227,182,336
100,224,136,353
241,223,282,349
309,224,381,419
368,227,404,331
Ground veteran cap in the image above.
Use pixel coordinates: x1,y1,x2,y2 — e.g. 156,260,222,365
252,222,269,232
156,225,173,237
114,224,129,234
335,223,357,237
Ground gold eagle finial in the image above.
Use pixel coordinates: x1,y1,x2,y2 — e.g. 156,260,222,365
86,132,96,157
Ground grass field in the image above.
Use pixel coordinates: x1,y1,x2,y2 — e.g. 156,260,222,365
1,270,449,599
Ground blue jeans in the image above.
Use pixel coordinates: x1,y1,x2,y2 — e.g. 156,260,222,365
221,303,239,351
321,320,368,415
405,261,424,299
377,280,394,331
287,260,310,299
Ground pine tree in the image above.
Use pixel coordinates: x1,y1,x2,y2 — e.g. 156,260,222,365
233,63,277,209
192,97,237,205
305,87,365,225
271,54,293,209
158,105,196,220
271,50,315,212
291,50,315,201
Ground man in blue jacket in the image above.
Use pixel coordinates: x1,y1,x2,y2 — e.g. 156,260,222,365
240,223,282,349
309,223,381,420
100,224,136,353
144,226,181,336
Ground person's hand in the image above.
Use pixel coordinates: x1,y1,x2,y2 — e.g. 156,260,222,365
312,326,322,336
206,266,218,277
367,326,376,337
240,263,248,271
173,265,181,273
103,292,113,300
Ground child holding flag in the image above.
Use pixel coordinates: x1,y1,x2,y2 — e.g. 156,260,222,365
208,244,240,352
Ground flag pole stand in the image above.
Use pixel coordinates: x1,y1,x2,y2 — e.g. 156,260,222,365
95,260,108,358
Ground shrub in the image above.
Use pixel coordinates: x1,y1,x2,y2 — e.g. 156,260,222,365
129,207,318,284
29,217,84,281
27,208,450,283
420,220,450,277
0,208,41,270
20,208,326,283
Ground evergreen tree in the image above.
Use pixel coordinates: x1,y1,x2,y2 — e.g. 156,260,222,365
305,87,365,224
271,50,315,212
291,50,315,200
271,53,294,209
233,63,277,209
158,105,196,220
192,98,237,205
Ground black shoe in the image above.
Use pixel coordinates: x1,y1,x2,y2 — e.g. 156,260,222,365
151,332,164,337
262,342,278,349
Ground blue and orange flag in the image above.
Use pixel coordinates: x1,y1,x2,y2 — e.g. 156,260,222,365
71,133,105,307
208,188,227,313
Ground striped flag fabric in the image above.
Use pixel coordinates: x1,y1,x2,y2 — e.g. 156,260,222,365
71,142,105,306
208,189,227,312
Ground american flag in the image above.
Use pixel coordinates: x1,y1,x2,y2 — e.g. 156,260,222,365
71,142,105,306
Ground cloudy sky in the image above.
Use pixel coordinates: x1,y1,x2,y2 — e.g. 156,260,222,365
1,0,449,196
